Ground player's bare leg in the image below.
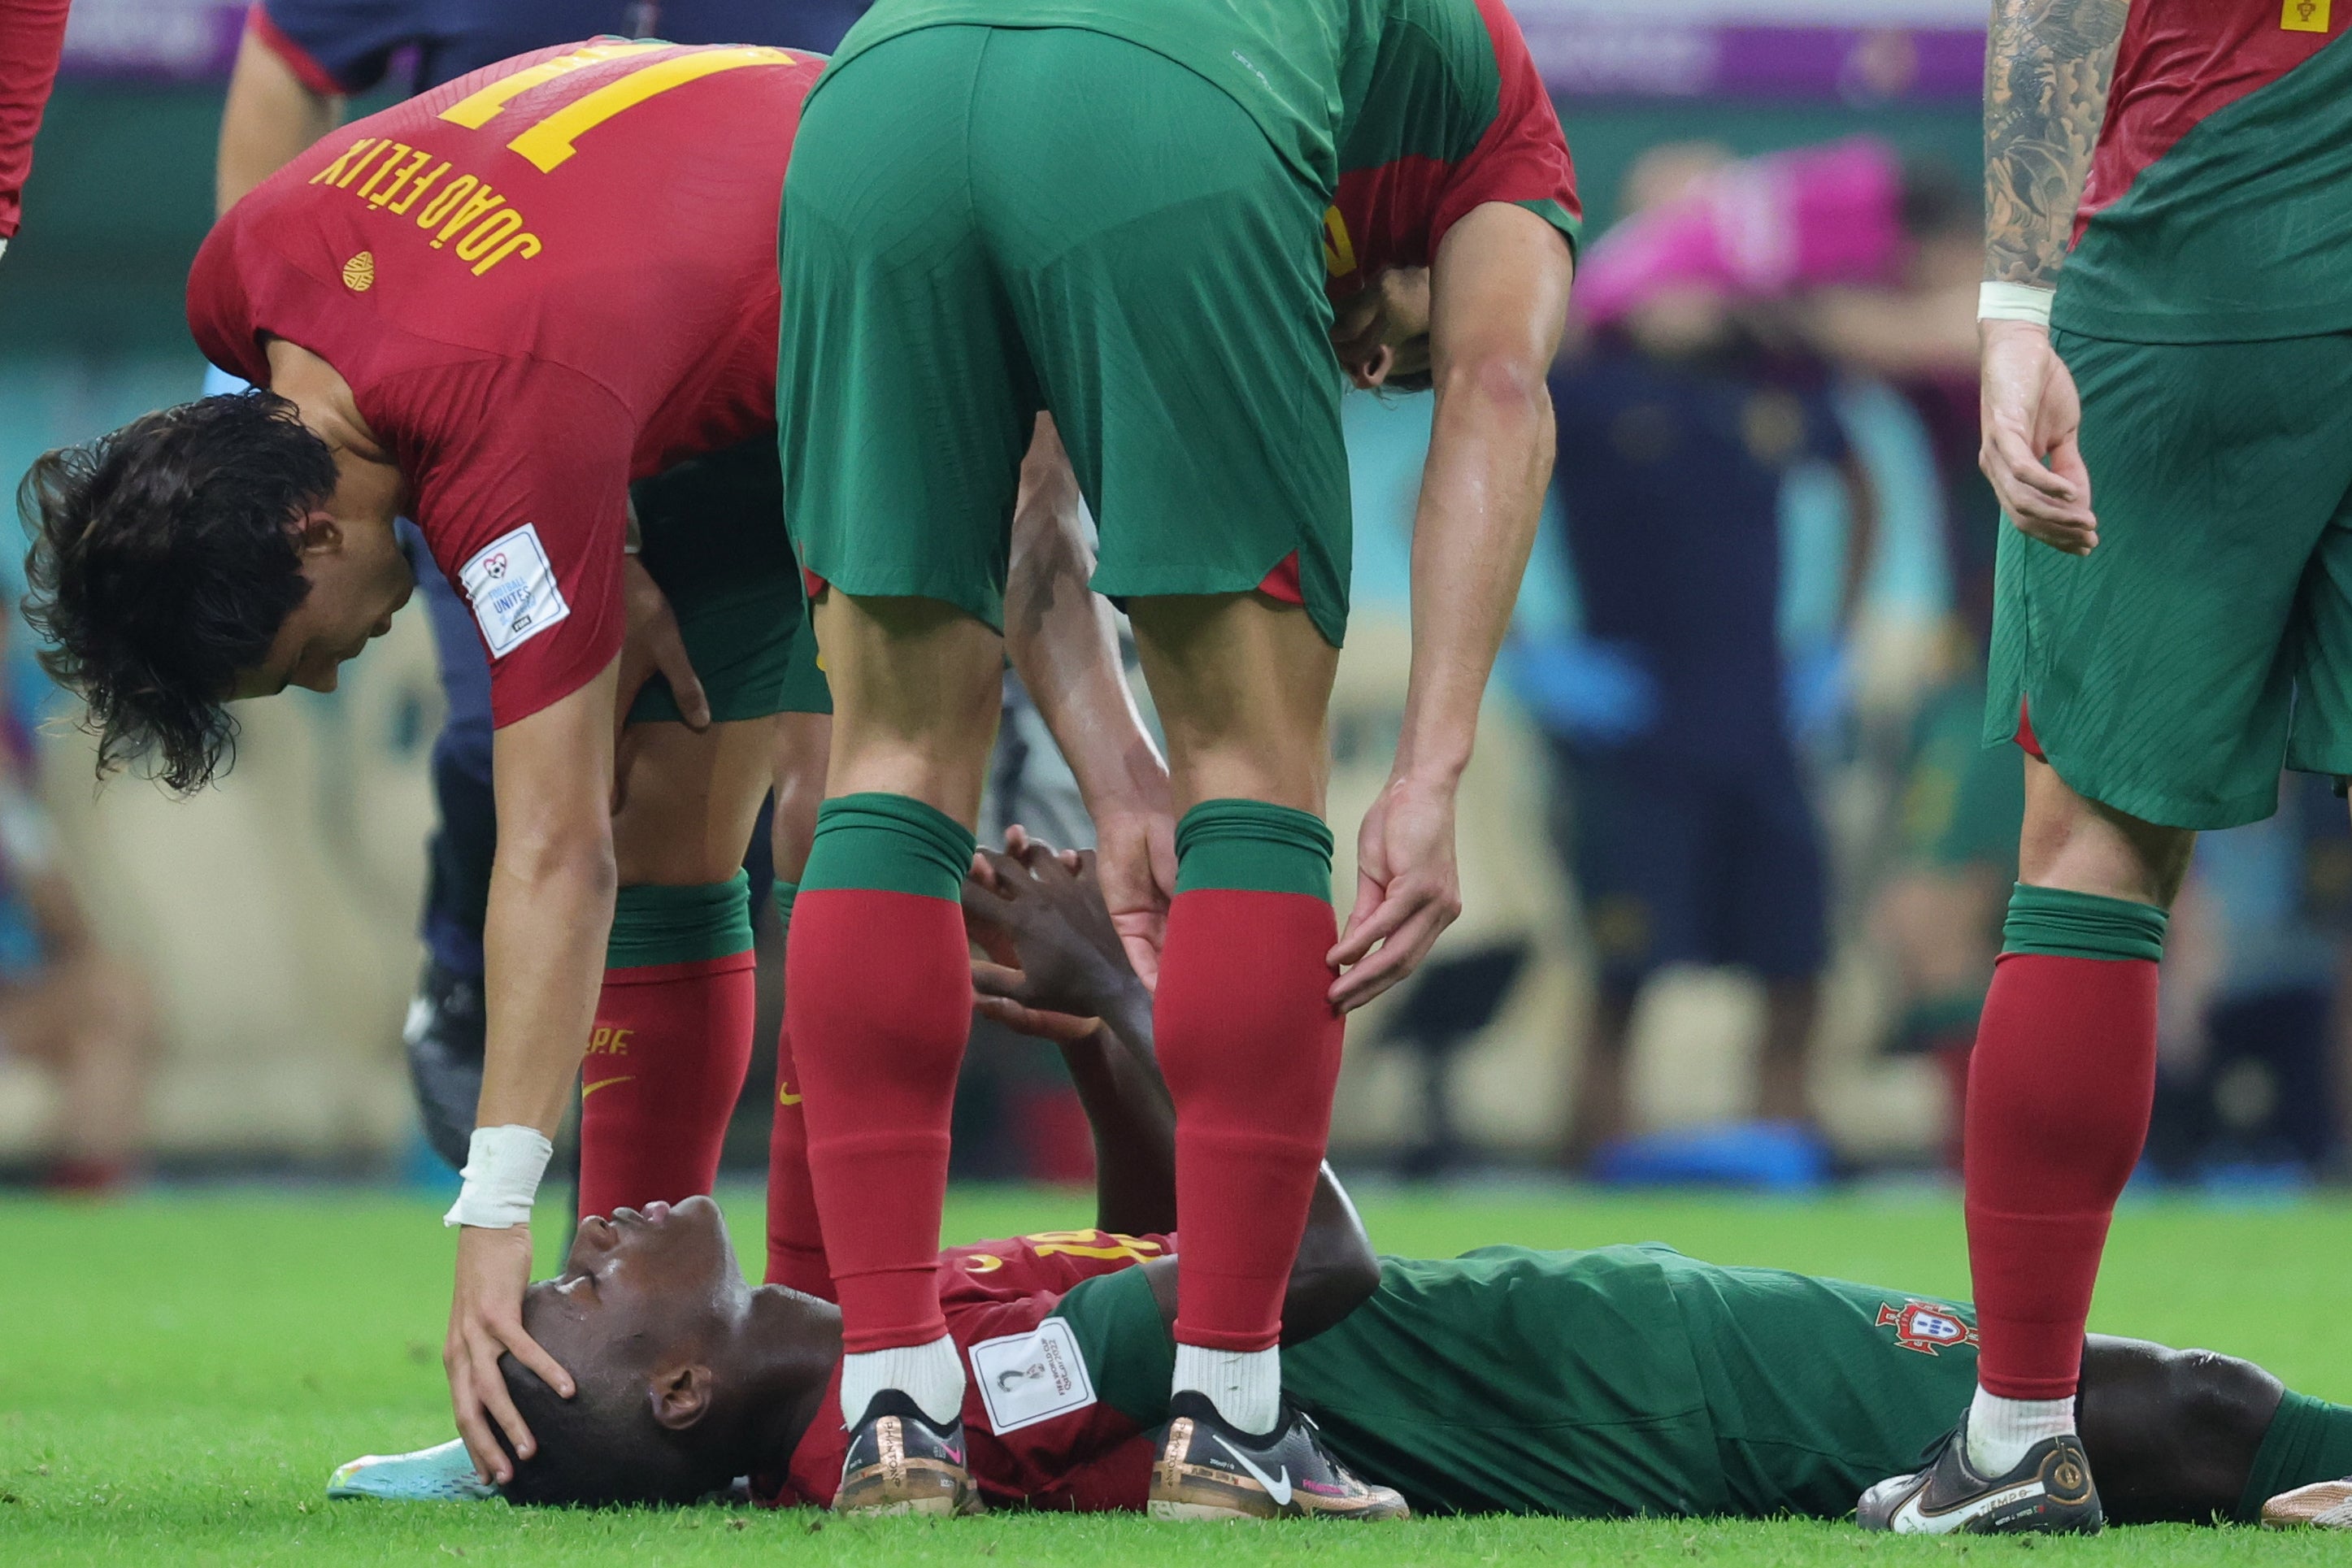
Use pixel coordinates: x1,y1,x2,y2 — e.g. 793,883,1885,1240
2,951,153,1187
1755,976,1817,1126
797,592,999,1516
574,716,780,1219
1124,593,1396,1521
763,710,834,1299
1864,754,2190,1534
1562,985,1636,1170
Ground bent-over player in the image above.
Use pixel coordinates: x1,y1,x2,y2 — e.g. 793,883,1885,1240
19,41,1157,1488
330,841,2352,1528
772,0,1578,1513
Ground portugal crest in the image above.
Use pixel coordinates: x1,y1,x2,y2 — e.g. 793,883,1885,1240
1877,1301,1978,1356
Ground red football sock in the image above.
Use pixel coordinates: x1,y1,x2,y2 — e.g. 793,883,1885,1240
789,792,976,1356
1965,949,2159,1401
576,952,757,1219
764,1008,834,1298
1158,885,1345,1353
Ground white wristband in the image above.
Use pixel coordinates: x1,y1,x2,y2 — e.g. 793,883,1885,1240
442,1124,554,1229
1978,281,2055,327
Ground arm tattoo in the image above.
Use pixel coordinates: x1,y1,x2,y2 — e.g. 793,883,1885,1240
1983,0,2131,286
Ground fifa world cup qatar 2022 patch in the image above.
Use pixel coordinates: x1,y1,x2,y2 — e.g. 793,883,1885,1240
1877,1301,1979,1357
460,523,570,658
968,1318,1097,1435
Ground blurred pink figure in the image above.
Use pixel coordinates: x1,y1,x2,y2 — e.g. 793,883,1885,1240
1576,137,1908,327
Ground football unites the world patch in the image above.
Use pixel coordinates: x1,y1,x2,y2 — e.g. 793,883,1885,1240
459,523,570,658
968,1317,1098,1435
1876,1301,1979,1357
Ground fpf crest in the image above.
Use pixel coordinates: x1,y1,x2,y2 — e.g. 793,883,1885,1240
1876,1301,1978,1356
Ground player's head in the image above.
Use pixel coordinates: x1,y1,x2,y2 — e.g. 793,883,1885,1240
1331,265,1433,393
19,389,414,793
498,1197,773,1508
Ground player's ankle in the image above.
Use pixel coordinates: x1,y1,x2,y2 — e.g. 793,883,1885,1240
841,1336,964,1428
1172,1344,1280,1437
1967,1386,2076,1475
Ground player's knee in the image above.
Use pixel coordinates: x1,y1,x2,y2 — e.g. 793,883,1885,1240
2158,1346,2283,1452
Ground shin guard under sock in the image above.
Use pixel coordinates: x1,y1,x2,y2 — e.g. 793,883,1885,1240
790,793,975,1358
1966,884,2167,1403
577,875,757,1220
763,882,834,1298
1157,800,1344,1365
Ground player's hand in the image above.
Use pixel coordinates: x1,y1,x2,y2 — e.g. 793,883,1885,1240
963,837,1136,1038
1087,806,1175,992
446,1223,572,1486
611,557,708,806
1330,773,1463,1011
1980,319,2097,556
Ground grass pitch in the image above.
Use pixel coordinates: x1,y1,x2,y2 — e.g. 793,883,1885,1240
3,1182,2350,1566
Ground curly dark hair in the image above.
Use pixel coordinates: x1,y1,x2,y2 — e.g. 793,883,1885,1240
496,1354,733,1508
19,390,333,793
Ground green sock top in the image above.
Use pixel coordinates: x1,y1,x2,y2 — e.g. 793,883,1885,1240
2002,883,2168,963
801,793,976,901
2237,1390,2352,1522
1173,798,1333,901
606,871,754,969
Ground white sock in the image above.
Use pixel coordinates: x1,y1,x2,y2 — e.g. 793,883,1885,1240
1966,1386,2076,1475
839,1336,964,1428
1172,1344,1280,1437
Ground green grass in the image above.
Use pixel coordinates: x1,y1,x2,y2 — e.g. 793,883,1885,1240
3,1184,2349,1564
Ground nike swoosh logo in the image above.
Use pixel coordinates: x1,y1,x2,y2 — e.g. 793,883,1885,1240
1891,1477,2043,1535
580,1075,636,1100
777,1086,802,1105
1213,1435,1291,1507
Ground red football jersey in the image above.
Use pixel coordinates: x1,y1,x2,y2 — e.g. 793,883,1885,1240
2076,0,2347,238
759,1230,1177,1512
188,40,822,726
1322,0,1580,302
0,0,70,242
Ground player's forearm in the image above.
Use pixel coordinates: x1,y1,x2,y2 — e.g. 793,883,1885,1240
1983,0,2130,289
215,26,343,214
1396,364,1554,787
1003,419,1169,826
1059,1011,1178,1236
476,834,617,1136
475,672,621,1138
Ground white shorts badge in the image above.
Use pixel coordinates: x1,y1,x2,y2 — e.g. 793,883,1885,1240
459,524,569,658
968,1318,1096,1435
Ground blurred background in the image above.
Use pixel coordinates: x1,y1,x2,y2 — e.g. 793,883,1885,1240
2,0,2345,1198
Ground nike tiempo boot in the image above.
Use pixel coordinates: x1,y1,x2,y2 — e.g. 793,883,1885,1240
327,1438,498,1503
1148,1392,1410,1521
404,960,486,1171
833,1390,985,1517
2264,1479,2352,1528
1857,1409,2102,1535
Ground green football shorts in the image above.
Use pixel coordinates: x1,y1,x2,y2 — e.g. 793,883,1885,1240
624,437,830,726
776,23,1354,645
1985,328,2352,829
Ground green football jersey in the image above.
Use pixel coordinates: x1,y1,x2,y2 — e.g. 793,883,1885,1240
2055,5,2352,342
1056,1241,1984,1518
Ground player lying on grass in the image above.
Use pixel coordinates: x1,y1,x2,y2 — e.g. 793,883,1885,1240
333,840,2352,1527
16,40,1163,1488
